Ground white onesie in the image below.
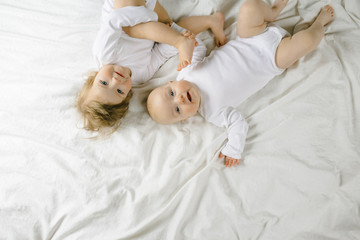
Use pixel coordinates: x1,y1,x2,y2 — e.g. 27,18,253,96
93,0,182,85
177,25,289,159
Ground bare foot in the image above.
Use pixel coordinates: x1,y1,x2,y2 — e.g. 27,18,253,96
210,12,226,47
315,5,335,26
182,30,198,46
176,35,196,71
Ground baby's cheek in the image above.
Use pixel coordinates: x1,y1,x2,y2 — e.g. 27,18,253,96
188,107,198,116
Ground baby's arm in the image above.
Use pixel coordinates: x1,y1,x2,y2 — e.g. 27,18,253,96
111,0,195,70
93,3,158,66
213,107,249,167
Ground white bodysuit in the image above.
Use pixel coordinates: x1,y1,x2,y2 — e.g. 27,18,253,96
177,25,289,159
93,0,183,85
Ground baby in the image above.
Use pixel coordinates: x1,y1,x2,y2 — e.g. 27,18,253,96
76,0,226,133
147,0,335,167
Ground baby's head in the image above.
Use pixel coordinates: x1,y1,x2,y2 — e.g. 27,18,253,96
76,64,133,132
147,80,201,124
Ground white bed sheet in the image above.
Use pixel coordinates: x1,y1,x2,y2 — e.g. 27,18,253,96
0,0,359,239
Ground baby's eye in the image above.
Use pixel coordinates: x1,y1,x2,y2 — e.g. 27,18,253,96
176,107,180,113
100,80,108,86
170,91,174,96
117,89,123,94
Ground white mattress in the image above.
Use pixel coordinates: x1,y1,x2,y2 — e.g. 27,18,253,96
0,0,359,239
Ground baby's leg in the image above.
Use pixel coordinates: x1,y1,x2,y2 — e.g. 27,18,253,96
177,13,226,47
276,5,335,69
123,22,196,70
115,0,196,70
237,0,288,38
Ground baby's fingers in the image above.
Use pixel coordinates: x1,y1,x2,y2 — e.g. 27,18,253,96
228,158,235,167
182,30,191,37
224,156,241,167
182,31,196,39
225,157,232,167
231,158,241,166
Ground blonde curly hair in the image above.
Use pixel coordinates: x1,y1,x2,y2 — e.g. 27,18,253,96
76,71,133,133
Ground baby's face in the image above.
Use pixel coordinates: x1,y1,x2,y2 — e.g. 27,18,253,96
87,65,132,105
147,80,201,124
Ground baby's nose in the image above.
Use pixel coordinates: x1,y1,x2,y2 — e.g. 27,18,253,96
112,76,125,84
112,76,118,82
112,76,120,82
176,94,185,104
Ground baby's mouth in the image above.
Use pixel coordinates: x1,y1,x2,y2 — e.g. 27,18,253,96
187,91,192,102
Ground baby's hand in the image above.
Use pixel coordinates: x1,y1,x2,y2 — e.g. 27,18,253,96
218,152,241,167
164,18,173,27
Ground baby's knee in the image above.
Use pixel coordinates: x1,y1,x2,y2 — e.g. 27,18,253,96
239,0,260,15
238,0,261,25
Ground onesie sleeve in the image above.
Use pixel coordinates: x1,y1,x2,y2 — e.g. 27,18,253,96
210,107,249,159
93,6,158,67
145,0,157,10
